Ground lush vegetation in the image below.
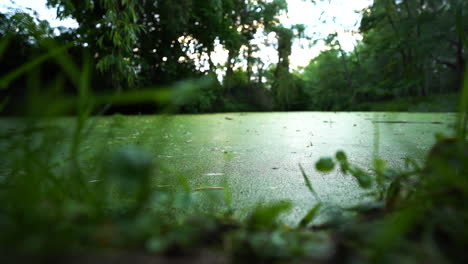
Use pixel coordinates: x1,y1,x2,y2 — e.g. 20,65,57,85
299,0,467,111
1,0,465,113
1,0,468,263
1,93,467,263
1,0,295,113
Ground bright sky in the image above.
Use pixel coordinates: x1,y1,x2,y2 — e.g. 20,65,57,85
285,0,373,68
0,0,78,28
0,0,372,70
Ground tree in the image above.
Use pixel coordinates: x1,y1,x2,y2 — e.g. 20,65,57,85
270,24,307,110
359,0,468,97
47,0,144,91
299,0,468,111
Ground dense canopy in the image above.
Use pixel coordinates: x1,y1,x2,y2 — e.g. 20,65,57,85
0,0,466,113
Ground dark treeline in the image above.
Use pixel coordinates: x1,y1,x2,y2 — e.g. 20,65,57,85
0,0,466,114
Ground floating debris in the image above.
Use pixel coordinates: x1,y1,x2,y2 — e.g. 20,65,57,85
272,167,279,170
203,173,225,176
225,117,233,120
372,120,443,124
210,147,223,151
210,147,229,153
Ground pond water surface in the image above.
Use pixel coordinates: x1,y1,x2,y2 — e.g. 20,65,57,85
81,112,455,224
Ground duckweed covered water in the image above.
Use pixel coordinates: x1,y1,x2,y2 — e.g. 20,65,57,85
1,112,456,224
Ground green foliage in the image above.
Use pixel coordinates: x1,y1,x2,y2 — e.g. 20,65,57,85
299,0,467,111
0,32,225,256
48,0,144,88
246,202,292,230
270,25,309,110
298,203,321,228
3,104,465,262
315,157,335,172
299,164,320,201
0,0,286,113
301,49,352,110
1,1,468,263
2,0,466,113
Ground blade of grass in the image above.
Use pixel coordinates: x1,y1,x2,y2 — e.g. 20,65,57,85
0,96,9,113
299,163,320,202
39,39,82,90
0,34,10,60
298,203,322,228
0,43,73,89
457,63,468,139
43,77,214,114
223,178,232,208
456,9,468,139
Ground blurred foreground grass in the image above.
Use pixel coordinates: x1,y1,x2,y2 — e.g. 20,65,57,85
0,36,468,264
1,109,467,264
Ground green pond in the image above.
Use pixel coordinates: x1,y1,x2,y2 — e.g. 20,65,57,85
1,112,457,224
